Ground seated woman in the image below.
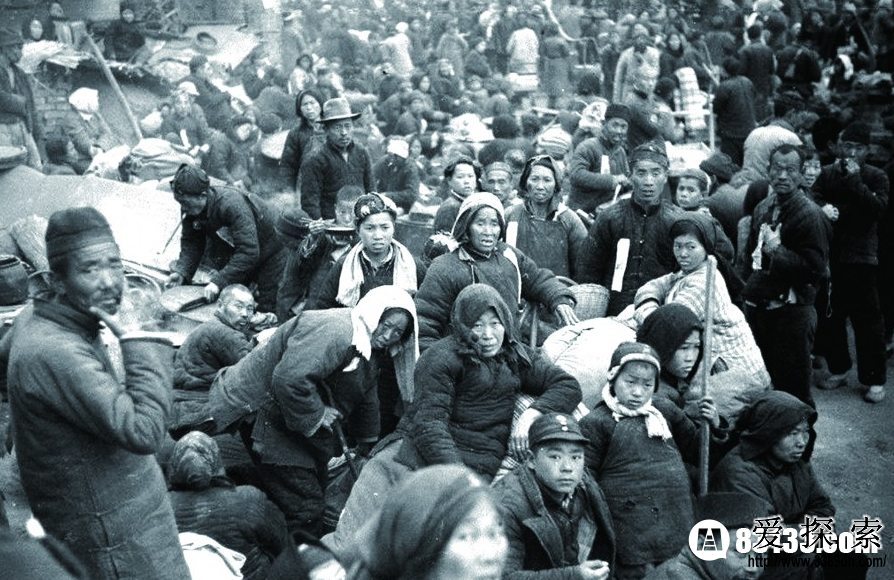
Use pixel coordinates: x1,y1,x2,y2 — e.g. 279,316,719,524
712,391,866,580
579,342,727,580
344,465,509,580
167,432,291,580
306,193,426,310
415,192,579,351
634,212,770,389
504,154,588,281
323,284,582,555
637,303,769,428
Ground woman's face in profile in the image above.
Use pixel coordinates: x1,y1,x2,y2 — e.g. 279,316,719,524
431,498,508,580
770,419,810,464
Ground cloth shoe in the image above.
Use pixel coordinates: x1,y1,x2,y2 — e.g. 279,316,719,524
864,386,885,404
818,372,848,390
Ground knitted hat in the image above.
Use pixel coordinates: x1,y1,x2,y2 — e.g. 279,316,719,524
171,163,210,196
0,26,23,48
604,103,631,122
231,115,253,128
353,193,398,227
629,140,668,168
699,151,739,183
257,112,282,135
606,342,661,390
46,207,117,263
839,121,871,145
528,413,588,448
406,90,426,104
276,206,312,241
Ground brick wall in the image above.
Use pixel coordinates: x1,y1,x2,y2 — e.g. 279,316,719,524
30,67,74,135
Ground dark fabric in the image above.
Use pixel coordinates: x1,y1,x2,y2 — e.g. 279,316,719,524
276,234,354,320
173,185,285,311
713,75,757,142
7,298,189,580
504,201,588,280
414,244,574,351
432,194,464,233
178,73,233,130
396,335,581,479
745,304,816,406
576,198,684,315
300,140,373,220
736,391,816,462
493,465,616,579
105,19,145,61
0,528,88,580
160,104,211,149
202,129,250,186
169,485,291,580
813,162,889,266
741,191,831,307
372,154,421,213
567,134,629,213
736,42,775,119
816,264,886,386
253,460,328,538
280,123,325,192
0,57,38,134
172,314,254,390
579,399,699,567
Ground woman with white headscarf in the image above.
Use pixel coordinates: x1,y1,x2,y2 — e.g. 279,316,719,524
62,87,119,174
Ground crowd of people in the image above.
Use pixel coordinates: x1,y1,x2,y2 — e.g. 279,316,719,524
0,0,892,579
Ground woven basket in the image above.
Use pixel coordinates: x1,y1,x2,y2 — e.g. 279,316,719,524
570,283,609,320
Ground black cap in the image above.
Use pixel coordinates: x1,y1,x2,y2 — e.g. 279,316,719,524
171,163,210,196
528,413,588,448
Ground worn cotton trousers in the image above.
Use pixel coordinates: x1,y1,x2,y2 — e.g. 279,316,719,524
746,303,817,407
816,263,887,386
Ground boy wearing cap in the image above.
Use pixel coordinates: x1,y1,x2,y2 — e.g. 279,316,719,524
568,103,632,214
812,122,889,403
300,97,373,221
494,413,616,580
7,207,190,580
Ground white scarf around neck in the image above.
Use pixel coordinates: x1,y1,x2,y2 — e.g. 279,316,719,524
601,383,672,440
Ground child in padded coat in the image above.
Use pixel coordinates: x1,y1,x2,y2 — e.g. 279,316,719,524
579,342,728,580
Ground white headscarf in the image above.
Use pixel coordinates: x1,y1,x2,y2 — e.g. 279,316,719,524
68,87,99,116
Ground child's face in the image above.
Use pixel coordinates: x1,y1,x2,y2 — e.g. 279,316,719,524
527,442,586,495
335,201,355,226
675,177,705,210
613,361,656,409
668,330,700,379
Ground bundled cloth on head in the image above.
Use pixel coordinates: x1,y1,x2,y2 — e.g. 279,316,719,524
168,431,225,490
450,283,527,367
637,303,702,380
350,465,491,580
449,191,507,248
336,194,417,307
350,285,419,402
737,391,816,460
603,342,672,440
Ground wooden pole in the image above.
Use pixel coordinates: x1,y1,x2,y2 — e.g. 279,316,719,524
698,255,717,496
84,34,143,144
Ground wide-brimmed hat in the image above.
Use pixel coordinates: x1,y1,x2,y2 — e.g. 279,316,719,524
320,97,361,123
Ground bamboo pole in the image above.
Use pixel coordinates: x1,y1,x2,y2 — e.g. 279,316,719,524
84,34,143,144
698,255,717,496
